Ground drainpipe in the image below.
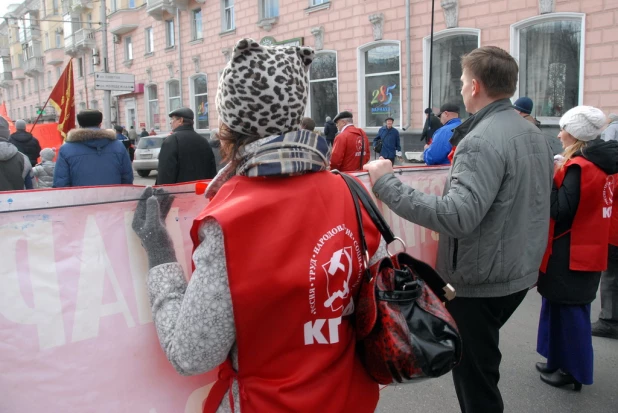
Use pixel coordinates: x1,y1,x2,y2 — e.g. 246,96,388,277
176,7,183,105
405,0,411,131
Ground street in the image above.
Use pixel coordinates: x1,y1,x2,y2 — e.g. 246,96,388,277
133,169,158,186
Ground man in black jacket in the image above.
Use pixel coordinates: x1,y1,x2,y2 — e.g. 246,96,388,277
156,108,217,185
420,108,443,144
9,119,41,167
323,116,337,146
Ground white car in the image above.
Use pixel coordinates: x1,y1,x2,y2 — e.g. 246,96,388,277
132,135,166,177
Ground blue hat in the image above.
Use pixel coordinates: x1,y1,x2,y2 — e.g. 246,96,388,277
513,97,533,115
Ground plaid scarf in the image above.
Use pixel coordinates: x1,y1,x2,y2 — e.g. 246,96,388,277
205,129,330,199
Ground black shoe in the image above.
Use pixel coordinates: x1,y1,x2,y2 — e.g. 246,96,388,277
591,320,618,339
540,369,582,391
536,362,557,374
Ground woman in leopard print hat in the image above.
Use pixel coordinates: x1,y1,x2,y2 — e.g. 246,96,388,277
133,38,386,413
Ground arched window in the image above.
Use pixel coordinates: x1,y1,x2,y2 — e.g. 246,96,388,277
511,13,584,121
358,41,401,128
190,74,208,129
146,84,159,130
166,80,181,113
424,28,479,119
308,51,338,124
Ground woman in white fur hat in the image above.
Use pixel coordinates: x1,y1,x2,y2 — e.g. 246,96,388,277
536,106,618,391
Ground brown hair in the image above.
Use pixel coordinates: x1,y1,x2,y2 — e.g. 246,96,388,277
217,123,261,164
461,46,518,98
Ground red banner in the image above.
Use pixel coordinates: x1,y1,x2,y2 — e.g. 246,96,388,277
0,167,449,412
48,60,75,140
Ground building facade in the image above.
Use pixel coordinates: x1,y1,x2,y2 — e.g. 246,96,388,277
0,0,617,145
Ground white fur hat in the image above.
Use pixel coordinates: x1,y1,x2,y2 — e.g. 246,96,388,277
559,106,606,142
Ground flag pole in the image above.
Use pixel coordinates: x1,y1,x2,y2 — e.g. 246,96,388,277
29,94,52,134
427,0,436,113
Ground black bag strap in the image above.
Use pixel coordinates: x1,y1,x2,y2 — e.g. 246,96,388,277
333,171,457,302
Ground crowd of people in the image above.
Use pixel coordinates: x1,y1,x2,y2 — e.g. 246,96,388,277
1,37,617,413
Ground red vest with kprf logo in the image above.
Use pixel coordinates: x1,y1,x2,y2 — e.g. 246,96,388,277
608,174,618,247
191,171,381,413
540,156,613,272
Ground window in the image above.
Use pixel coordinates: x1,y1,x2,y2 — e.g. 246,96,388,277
222,0,235,32
47,71,52,88
79,102,86,111
145,27,154,54
167,80,181,113
310,0,328,5
129,0,135,8
166,20,175,47
52,0,59,14
125,36,133,61
89,51,95,73
17,107,21,119
191,9,203,40
91,100,98,110
359,42,401,127
511,13,584,120
55,31,61,48
191,75,208,129
260,0,279,19
423,29,479,120
45,32,50,50
55,66,61,81
86,13,92,29
77,57,83,77
308,51,338,124
146,84,159,130
28,79,31,95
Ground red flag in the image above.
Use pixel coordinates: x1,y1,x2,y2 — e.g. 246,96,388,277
48,60,75,140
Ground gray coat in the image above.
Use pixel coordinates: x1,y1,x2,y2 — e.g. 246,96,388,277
373,99,554,297
601,120,618,141
32,160,56,188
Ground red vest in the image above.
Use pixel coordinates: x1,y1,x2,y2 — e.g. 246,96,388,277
541,157,612,272
609,174,618,247
191,172,381,413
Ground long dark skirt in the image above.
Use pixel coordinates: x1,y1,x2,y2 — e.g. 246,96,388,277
537,297,594,384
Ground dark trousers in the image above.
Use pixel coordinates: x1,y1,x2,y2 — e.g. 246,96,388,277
600,245,618,322
445,289,528,413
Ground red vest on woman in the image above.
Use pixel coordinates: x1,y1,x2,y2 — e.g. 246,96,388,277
191,171,381,413
541,156,613,272
609,174,618,247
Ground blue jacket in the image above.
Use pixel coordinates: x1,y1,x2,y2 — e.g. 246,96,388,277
53,128,134,187
373,126,401,160
423,118,462,165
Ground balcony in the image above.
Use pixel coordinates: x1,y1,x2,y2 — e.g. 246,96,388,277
65,28,96,56
24,57,44,76
45,47,65,65
71,0,94,13
13,66,25,81
146,0,187,21
109,8,140,35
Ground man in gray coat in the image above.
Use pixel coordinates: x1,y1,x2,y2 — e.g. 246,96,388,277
364,46,554,413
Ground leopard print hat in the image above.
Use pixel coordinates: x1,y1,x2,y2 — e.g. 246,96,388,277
216,38,315,138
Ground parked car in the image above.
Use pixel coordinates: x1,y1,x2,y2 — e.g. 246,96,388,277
132,135,166,178
133,133,223,177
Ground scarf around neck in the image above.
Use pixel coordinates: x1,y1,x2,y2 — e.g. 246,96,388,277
205,129,330,199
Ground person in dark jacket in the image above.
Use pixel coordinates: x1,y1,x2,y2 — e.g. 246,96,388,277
0,117,33,190
53,110,133,187
373,117,401,165
9,119,41,167
420,108,442,144
536,106,618,391
140,127,150,138
513,97,541,128
323,116,337,146
156,107,217,185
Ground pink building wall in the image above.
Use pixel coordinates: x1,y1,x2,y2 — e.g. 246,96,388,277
1,0,617,140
